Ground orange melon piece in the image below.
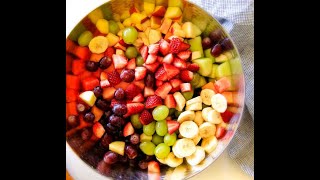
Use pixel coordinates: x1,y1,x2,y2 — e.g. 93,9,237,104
201,82,215,90
91,105,104,122
114,81,130,90
90,53,104,62
102,87,116,100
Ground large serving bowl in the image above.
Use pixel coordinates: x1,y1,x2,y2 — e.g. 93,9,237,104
66,0,245,179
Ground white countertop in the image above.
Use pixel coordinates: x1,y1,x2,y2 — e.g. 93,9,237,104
66,1,253,179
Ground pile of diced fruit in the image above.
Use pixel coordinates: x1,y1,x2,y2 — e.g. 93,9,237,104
66,0,238,178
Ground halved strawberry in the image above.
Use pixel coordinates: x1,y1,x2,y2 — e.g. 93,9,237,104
125,84,142,99
123,122,135,137
163,63,179,80
162,53,174,64
159,39,170,56
100,79,110,88
105,47,115,58
187,63,200,72
179,41,190,51
180,70,193,82
214,77,231,93
144,87,155,97
107,71,121,86
177,50,192,60
148,161,160,173
126,58,136,69
164,94,176,108
221,110,234,123
92,122,105,138
133,80,145,90
148,44,160,54
112,54,128,69
155,66,168,81
170,79,182,88
145,54,157,64
156,80,163,87
216,126,227,139
169,87,180,93
145,95,162,109
140,45,148,61
166,120,180,134
168,38,182,54
139,110,154,125
82,76,100,91
155,82,172,99
180,83,192,92
157,56,164,63
173,58,187,69
132,93,144,103
135,67,147,81
143,61,160,73
124,102,145,117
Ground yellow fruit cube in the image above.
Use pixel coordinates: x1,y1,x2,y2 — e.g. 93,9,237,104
79,91,96,107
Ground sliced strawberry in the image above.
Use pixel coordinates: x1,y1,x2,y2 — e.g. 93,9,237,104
157,56,164,63
119,39,129,48
72,60,86,75
107,71,121,86
126,58,136,69
169,38,190,54
169,87,180,93
214,77,231,93
123,122,135,137
145,54,157,65
221,110,234,123
173,58,187,70
216,126,227,139
166,120,180,134
100,79,111,88
162,53,174,64
82,76,99,91
139,110,154,125
155,82,172,99
148,44,160,54
112,54,128,69
148,161,160,173
132,93,144,103
159,39,170,56
144,87,155,97
180,83,192,92
163,63,179,80
92,122,105,138
164,94,176,108
179,42,190,51
133,80,145,90
140,45,148,61
180,70,193,82
135,67,147,81
155,66,168,81
105,47,115,58
125,84,142,99
124,102,145,117
143,61,160,73
155,80,163,87
145,95,162,109
177,50,192,60
187,63,200,72
170,79,183,88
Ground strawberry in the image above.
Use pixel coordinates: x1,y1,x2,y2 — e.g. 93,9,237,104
123,122,135,137
100,79,111,88
135,67,147,81
145,54,158,64
124,102,145,117
112,54,128,69
132,93,144,103
162,53,174,64
164,94,176,108
221,110,234,123
105,47,115,58
173,58,187,69
139,110,154,125
92,122,105,138
216,126,226,139
140,45,148,61
155,82,172,99
187,63,200,72
179,42,190,51
133,80,145,90
119,39,129,47
143,61,160,73
180,70,193,82
163,63,180,80
155,66,168,81
107,71,121,86
166,120,180,134
170,87,180,93
156,80,163,87
148,44,160,54
126,58,136,69
148,161,160,173
169,37,190,54
159,39,170,56
170,79,183,88
125,84,142,99
180,83,192,92
82,76,100,91
157,56,164,63
145,95,162,109
177,50,192,60
144,87,155,97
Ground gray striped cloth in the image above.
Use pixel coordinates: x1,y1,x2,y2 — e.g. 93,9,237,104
189,0,254,177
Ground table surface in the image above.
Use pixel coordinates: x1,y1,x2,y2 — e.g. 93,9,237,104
66,0,253,179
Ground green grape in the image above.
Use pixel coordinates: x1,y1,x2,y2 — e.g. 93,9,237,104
164,133,177,146
169,108,176,116
182,89,194,100
136,55,144,66
108,20,119,34
156,120,168,136
152,134,164,145
175,110,182,118
143,121,156,136
154,143,170,159
152,105,169,121
78,31,93,47
125,46,138,59
139,141,156,155
131,114,142,129
122,26,138,44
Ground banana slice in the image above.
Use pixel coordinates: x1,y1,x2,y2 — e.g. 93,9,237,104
202,107,213,121
165,152,183,167
201,135,218,154
170,164,187,180
88,36,109,53
177,110,195,123
200,89,216,105
186,102,202,111
179,121,199,139
186,96,202,106
194,111,204,126
199,122,216,138
192,135,202,145
172,138,196,157
207,109,223,124
156,157,167,165
211,94,227,113
186,146,206,166
173,92,186,111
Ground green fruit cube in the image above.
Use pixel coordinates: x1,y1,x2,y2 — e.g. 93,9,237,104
195,76,207,88
192,58,212,77
215,54,228,63
188,36,204,57
204,48,215,63
216,61,232,78
207,64,219,78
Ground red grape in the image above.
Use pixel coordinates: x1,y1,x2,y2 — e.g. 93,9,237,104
202,37,212,49
125,145,138,159
130,133,140,145
103,151,119,164
114,88,126,100
211,44,222,57
99,56,112,69
120,69,135,82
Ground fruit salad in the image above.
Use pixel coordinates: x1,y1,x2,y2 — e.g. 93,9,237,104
66,0,240,179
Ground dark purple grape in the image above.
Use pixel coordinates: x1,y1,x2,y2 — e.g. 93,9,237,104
112,104,127,116
119,155,128,163
114,88,126,100
109,114,125,127
125,145,138,159
202,37,212,49
67,115,79,128
145,155,155,161
120,69,135,83
81,127,92,141
130,133,140,145
95,99,109,111
209,29,223,43
138,160,148,170
211,44,222,57
105,123,117,134
99,56,112,69
145,74,154,88
93,86,103,98
86,60,99,72
84,112,95,122
96,160,111,175
76,103,86,113
101,133,113,148
221,38,234,51
103,151,119,164
104,111,112,121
